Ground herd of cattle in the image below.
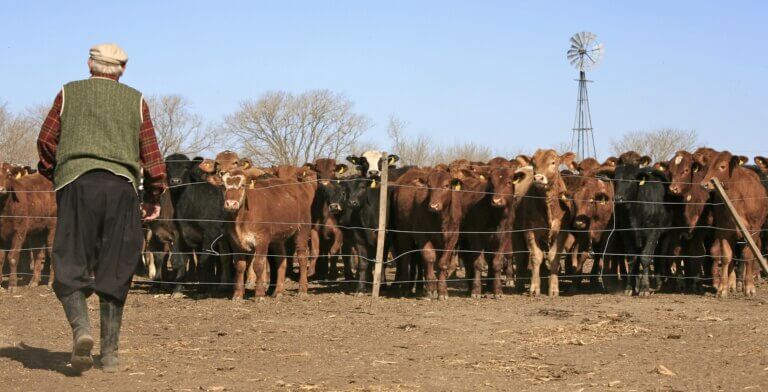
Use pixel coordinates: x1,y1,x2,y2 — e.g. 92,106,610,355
2,147,768,301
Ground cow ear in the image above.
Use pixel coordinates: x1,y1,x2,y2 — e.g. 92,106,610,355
512,170,526,184
303,162,315,170
205,173,222,187
560,152,576,167
387,154,400,166
239,158,252,169
450,178,462,191
198,159,217,173
755,156,768,170
653,161,668,172
737,155,748,166
729,155,742,176
346,155,360,165
603,156,618,167
637,173,648,186
515,154,532,167
639,155,652,168
335,164,348,175
691,162,702,173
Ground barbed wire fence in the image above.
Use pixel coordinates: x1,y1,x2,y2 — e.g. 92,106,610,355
2,163,768,297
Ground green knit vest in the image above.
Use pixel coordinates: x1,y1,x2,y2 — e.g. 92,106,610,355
55,78,143,190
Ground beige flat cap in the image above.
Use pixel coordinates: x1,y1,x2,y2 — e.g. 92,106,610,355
89,43,128,65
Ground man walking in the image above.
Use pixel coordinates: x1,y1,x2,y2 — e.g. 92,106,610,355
37,43,166,373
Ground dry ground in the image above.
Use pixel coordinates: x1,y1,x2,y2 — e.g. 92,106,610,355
1,278,767,392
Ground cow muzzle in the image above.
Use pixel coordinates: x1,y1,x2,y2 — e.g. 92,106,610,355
491,196,505,207
573,217,588,229
0,186,5,194
367,170,380,178
668,184,680,195
329,203,342,213
700,181,713,191
224,200,240,211
533,174,548,186
170,177,182,186
429,202,442,212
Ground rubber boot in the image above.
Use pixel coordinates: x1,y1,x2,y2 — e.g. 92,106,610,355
99,297,124,373
60,290,94,373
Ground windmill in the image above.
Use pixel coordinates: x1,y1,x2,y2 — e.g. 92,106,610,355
567,31,604,160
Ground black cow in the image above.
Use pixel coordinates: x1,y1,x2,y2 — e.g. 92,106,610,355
167,155,232,297
611,162,673,296
346,151,400,178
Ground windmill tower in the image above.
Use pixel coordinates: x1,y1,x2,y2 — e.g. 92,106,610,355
567,32,604,160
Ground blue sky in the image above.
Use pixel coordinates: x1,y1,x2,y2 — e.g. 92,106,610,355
1,1,766,158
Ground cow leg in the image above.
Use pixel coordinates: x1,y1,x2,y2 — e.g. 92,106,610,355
717,239,733,298
29,248,45,287
638,233,661,297
463,250,483,298
733,257,743,294
328,227,343,281
742,237,759,297
169,241,188,298
525,232,544,297
7,234,24,293
546,233,567,297
252,246,270,300
273,257,288,298
354,243,369,296
421,242,438,299
217,241,233,293
232,257,247,301
490,250,505,299
245,260,257,290
436,249,454,301
0,251,5,292
308,228,321,279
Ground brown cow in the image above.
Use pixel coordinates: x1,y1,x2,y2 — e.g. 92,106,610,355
520,149,576,296
459,163,528,298
219,168,313,300
303,159,348,280
0,172,56,291
569,175,614,289
699,151,767,297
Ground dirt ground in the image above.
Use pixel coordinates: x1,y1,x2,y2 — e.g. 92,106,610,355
1,276,767,392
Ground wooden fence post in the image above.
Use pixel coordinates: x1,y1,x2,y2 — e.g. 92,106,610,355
372,153,389,298
711,178,768,273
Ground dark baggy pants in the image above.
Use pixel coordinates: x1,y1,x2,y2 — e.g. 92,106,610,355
52,170,143,303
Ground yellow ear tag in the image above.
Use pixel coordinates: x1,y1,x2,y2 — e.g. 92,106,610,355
479,174,485,180
14,172,21,179
248,181,255,189
639,178,646,186
561,194,567,201
453,184,461,191
370,179,378,189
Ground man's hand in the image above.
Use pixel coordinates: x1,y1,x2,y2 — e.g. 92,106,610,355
141,203,161,222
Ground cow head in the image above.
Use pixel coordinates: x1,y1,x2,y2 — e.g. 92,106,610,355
488,165,525,208
530,149,575,188
221,168,249,212
572,177,613,236
346,151,399,178
198,151,253,186
330,177,369,216
618,151,651,167
164,153,195,187
487,157,512,168
426,167,459,213
699,151,742,191
305,158,347,186
661,151,695,196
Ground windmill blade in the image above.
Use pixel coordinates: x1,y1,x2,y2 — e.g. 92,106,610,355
570,34,582,48
581,32,596,46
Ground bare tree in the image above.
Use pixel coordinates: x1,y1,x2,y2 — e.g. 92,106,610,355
431,141,493,165
146,95,220,157
610,128,700,162
386,114,432,167
0,102,40,166
225,90,371,166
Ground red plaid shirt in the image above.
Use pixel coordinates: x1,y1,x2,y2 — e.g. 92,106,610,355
37,73,167,203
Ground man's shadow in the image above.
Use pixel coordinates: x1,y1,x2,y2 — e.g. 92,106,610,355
0,343,82,377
